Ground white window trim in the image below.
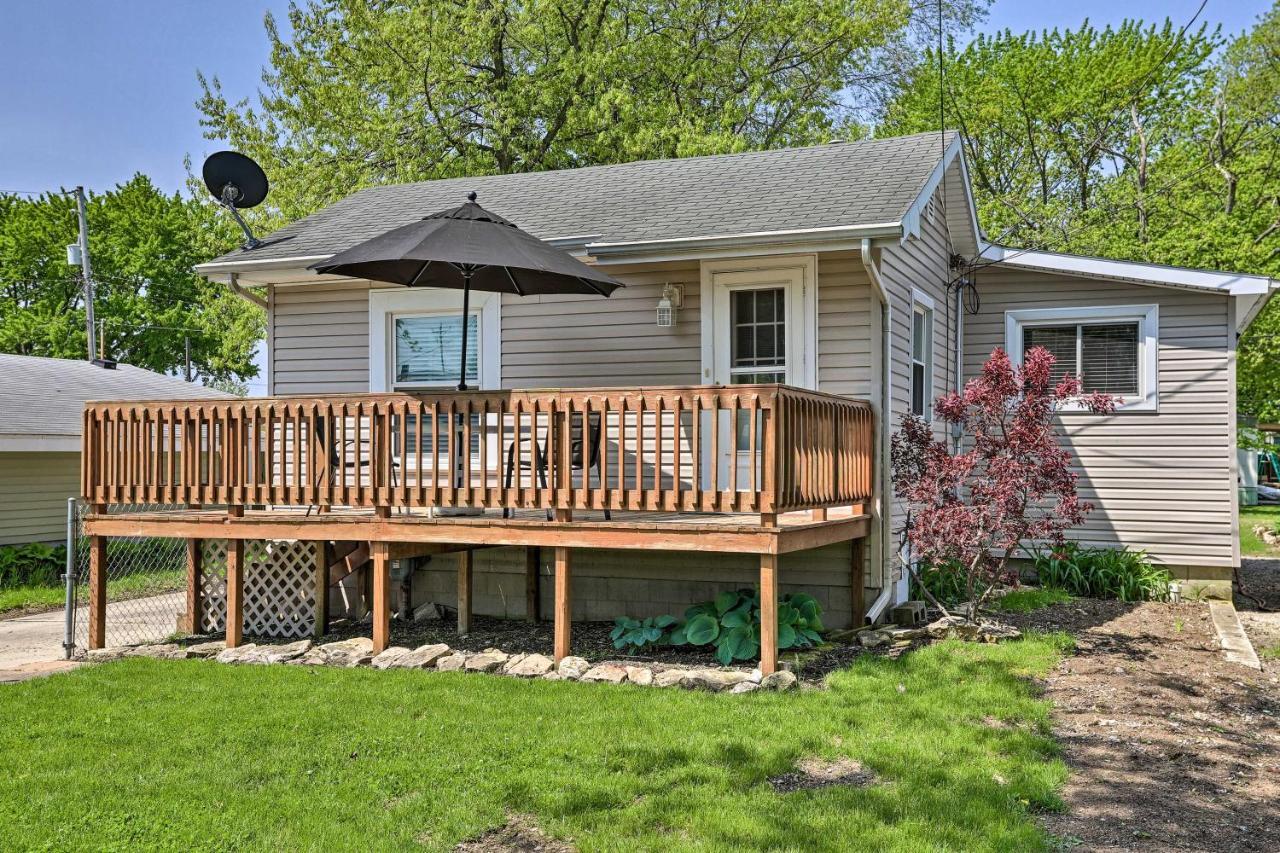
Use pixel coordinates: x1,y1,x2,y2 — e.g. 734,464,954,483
699,255,818,389
1005,303,1158,413
369,287,501,391
910,288,936,420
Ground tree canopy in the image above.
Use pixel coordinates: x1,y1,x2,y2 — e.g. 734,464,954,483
0,177,262,388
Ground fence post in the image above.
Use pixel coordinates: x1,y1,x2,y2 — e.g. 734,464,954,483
62,498,78,659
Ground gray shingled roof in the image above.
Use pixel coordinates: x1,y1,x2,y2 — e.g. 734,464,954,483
0,355,233,439
204,132,953,267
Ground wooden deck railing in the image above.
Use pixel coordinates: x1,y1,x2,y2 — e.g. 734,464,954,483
81,385,874,518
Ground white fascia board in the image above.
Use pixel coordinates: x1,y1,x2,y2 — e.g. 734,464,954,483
194,254,333,277
0,435,80,452
978,242,1275,296
584,222,902,263
900,134,960,242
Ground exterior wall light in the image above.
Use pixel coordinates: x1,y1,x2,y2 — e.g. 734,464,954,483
656,283,682,328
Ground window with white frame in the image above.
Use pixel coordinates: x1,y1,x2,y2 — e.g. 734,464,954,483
910,291,935,419
729,287,787,384
1006,304,1158,411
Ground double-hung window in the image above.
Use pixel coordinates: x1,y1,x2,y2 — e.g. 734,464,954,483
910,290,935,419
393,313,479,389
1006,304,1158,411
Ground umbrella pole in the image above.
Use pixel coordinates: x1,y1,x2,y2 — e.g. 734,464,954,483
457,270,472,392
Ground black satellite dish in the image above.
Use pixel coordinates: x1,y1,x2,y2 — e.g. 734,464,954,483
202,151,269,249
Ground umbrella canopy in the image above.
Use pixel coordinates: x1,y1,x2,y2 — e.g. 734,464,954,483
310,193,622,390
310,192,622,297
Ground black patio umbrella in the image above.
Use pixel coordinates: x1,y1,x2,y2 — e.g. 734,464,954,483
310,192,623,390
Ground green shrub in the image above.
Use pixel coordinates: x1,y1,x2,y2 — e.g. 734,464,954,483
0,543,66,589
611,589,826,664
911,559,968,606
1030,542,1170,602
995,587,1073,613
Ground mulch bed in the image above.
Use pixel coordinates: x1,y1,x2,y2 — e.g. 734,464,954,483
1001,599,1280,852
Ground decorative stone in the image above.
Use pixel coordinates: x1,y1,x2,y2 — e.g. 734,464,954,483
85,647,125,663
760,670,798,691
654,668,691,688
318,637,376,667
977,622,1022,644
859,630,891,649
624,665,653,686
501,653,528,673
184,641,225,659
747,668,763,683
436,652,469,672
883,626,927,642
581,663,628,684
371,646,412,669
392,643,452,669
541,671,566,681
730,681,760,694
684,669,752,691
216,644,260,664
557,656,590,679
926,616,981,641
826,628,860,643
257,640,311,664
124,643,187,660
465,650,510,673
506,653,555,678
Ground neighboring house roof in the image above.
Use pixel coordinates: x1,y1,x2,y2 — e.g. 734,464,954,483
198,131,961,272
0,355,233,452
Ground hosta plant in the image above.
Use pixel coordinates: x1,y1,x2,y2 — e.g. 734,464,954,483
610,614,678,654
668,588,825,665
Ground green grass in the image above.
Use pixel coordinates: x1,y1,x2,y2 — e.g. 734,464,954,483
0,568,184,617
996,588,1074,614
0,636,1073,852
1241,505,1280,557
1260,644,1280,661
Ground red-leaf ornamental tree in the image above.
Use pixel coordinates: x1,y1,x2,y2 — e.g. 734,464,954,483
891,346,1117,614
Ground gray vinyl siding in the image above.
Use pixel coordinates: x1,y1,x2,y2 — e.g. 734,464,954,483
499,263,701,387
816,253,875,398
0,452,79,545
964,267,1236,569
270,282,372,394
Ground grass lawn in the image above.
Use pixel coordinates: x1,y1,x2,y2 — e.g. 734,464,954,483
1241,505,1280,558
0,567,184,618
996,588,1073,613
0,636,1071,852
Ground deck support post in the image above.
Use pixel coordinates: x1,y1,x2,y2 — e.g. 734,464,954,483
88,534,107,650
371,541,390,654
313,541,329,640
184,538,202,634
226,539,245,648
525,546,541,622
553,545,572,663
759,552,779,676
457,549,473,635
850,537,866,628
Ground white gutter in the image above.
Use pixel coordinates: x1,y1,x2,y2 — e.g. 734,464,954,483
194,253,332,276
861,237,894,624
586,222,902,259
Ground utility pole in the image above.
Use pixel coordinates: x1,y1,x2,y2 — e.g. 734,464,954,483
73,187,97,362
184,336,192,382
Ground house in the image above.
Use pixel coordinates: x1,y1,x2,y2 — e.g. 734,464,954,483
0,355,231,546
78,131,1277,671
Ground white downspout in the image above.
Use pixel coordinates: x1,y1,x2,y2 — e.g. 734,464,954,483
861,238,894,624
226,272,268,310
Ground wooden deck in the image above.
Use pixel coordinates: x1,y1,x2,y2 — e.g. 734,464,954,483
80,385,877,674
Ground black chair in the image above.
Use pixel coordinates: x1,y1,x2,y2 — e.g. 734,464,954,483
503,411,608,520
306,414,401,517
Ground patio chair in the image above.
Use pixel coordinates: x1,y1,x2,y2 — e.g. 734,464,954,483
503,411,609,520
305,414,401,517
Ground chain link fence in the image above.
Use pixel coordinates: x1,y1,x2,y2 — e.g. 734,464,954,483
68,501,189,653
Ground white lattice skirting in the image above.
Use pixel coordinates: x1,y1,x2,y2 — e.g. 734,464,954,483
200,540,318,639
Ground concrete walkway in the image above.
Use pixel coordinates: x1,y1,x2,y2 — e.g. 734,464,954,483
0,592,185,671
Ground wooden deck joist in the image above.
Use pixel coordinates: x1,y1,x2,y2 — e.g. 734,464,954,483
83,508,870,555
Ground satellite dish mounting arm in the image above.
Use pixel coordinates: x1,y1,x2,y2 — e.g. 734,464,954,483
220,186,263,250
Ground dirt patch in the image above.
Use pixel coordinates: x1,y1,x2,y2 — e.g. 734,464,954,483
769,757,878,793
1003,600,1280,852
454,814,574,852
1237,558,1280,664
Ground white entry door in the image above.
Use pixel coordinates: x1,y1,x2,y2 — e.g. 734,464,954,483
700,256,817,488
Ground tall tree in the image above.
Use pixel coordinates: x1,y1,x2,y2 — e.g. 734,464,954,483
198,0,988,224
0,176,263,385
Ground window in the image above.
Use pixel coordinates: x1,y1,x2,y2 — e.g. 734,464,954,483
910,291,935,419
1006,304,1159,412
393,313,479,388
729,287,786,384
